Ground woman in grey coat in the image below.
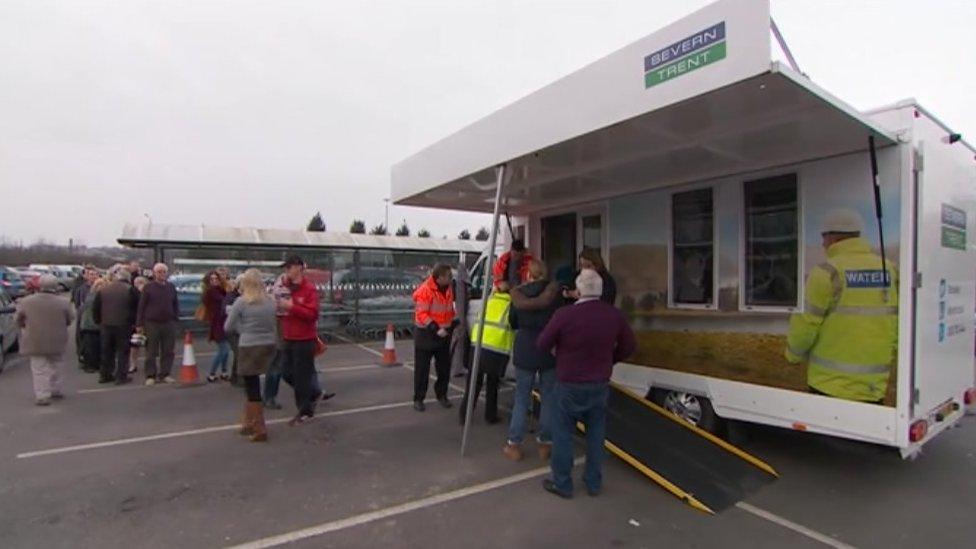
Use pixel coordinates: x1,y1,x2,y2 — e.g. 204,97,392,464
224,269,277,442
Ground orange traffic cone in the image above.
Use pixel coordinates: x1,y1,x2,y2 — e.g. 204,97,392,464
379,324,402,367
177,331,204,387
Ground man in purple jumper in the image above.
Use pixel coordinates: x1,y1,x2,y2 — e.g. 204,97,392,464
536,269,636,498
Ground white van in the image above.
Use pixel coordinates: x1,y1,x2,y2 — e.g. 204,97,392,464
393,0,976,458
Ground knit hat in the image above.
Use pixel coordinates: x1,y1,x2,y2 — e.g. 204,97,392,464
39,274,59,293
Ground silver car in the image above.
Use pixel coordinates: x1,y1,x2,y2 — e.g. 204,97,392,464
0,287,20,374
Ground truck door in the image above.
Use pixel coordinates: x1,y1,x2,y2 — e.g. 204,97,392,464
912,141,976,416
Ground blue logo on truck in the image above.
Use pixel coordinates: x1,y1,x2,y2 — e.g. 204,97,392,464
844,269,890,288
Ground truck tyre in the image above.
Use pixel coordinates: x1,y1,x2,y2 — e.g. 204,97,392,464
647,387,724,436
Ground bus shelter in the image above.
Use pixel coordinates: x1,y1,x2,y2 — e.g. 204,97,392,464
118,223,484,339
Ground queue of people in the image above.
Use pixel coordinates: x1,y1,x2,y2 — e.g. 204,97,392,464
18,240,634,496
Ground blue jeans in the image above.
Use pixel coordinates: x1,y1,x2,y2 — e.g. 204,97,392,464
209,340,230,375
507,368,556,444
550,381,609,495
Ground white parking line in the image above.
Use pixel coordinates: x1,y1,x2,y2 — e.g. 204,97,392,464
734,502,856,549
75,362,409,394
16,395,460,459
227,457,585,549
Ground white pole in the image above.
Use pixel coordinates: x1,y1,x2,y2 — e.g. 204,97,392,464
461,165,506,457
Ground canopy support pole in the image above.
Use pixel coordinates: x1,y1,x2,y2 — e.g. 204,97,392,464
461,164,506,457
770,18,803,75
868,135,890,300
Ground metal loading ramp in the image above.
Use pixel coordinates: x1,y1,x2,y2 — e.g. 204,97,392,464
570,383,778,514
604,383,778,513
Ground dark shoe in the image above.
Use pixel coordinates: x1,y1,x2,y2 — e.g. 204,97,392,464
220,373,231,381
98,376,115,384
320,392,336,402
50,393,65,401
413,400,426,412
485,415,500,425
114,377,131,385
264,399,282,410
586,486,601,497
206,375,217,383
83,367,98,374
542,479,572,499
437,396,453,409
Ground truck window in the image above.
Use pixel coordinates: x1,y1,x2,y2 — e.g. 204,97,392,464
743,174,799,308
671,188,714,306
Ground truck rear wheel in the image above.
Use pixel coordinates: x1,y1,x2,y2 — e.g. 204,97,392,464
647,388,724,436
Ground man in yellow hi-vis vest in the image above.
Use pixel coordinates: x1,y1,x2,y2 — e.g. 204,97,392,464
461,282,515,424
785,209,898,403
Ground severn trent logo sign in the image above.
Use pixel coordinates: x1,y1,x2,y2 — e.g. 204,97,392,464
644,22,727,88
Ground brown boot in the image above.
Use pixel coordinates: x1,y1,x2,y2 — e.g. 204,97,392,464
248,402,268,442
239,403,254,436
502,442,523,461
538,442,552,461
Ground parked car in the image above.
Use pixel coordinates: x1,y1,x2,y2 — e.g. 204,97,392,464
27,265,73,291
169,274,205,321
0,266,27,299
14,269,43,294
0,287,20,374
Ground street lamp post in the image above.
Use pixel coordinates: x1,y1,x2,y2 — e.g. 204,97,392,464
383,198,390,233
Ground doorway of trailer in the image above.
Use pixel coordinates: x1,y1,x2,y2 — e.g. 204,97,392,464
538,204,608,287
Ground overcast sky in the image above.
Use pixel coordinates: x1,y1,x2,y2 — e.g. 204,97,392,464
1,0,973,246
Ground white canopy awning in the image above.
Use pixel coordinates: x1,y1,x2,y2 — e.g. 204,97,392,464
392,64,897,216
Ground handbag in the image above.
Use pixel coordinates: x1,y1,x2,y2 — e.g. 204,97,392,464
314,336,328,357
193,303,208,322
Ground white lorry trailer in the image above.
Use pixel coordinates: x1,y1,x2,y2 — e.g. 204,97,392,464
392,0,976,458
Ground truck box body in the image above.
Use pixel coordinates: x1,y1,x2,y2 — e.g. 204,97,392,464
393,0,976,457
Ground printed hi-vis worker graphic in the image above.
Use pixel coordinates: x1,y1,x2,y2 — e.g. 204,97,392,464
607,169,902,406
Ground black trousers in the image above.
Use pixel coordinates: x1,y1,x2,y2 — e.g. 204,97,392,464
282,339,318,416
459,369,500,422
414,346,451,402
100,325,131,380
243,375,262,402
81,330,101,371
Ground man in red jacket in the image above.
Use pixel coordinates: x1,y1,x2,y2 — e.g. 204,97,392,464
278,255,322,425
492,240,533,289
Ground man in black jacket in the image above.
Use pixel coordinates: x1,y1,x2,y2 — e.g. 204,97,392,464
503,260,563,461
93,267,140,384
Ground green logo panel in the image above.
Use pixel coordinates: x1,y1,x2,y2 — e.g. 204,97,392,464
644,41,727,89
942,226,967,250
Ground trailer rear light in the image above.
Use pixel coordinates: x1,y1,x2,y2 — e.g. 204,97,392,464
909,420,929,443
965,388,976,406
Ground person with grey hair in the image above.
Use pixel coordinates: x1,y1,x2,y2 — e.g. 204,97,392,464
536,268,636,499
15,275,75,405
136,262,180,385
94,266,140,384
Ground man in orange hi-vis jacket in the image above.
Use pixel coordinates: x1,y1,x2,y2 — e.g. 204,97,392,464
412,264,457,412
